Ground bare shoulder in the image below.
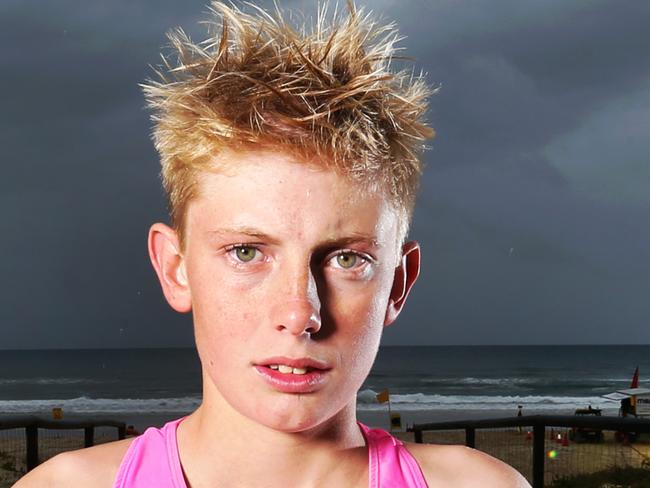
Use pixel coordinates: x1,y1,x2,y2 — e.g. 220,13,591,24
13,437,135,488
405,442,531,488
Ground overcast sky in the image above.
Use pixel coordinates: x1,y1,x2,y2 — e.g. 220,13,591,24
2,0,649,349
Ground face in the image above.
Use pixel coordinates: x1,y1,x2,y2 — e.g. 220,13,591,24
150,150,419,433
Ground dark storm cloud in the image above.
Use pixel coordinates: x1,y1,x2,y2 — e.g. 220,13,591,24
398,0,650,166
380,0,650,344
2,1,649,348
0,0,204,348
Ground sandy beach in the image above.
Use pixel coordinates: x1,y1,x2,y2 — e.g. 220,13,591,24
392,428,650,484
2,407,647,487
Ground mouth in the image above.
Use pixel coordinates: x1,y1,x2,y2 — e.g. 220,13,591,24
253,357,331,393
265,364,317,375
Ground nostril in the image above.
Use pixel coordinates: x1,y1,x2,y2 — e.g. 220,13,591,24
304,323,321,336
273,301,321,336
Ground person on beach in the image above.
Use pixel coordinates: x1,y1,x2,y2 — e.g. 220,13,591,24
16,2,530,487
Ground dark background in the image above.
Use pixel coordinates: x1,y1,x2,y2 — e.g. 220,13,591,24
2,0,649,348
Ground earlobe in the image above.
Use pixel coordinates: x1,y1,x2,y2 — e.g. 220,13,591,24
148,223,192,313
384,241,421,327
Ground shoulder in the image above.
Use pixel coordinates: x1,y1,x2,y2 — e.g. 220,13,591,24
13,437,135,488
404,442,531,488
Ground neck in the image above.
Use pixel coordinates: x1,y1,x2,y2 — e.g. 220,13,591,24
176,379,367,486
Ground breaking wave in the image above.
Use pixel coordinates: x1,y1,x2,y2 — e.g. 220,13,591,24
0,396,201,414
356,389,616,411
0,391,621,415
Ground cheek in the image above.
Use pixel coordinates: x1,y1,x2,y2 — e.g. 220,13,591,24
190,272,258,364
327,279,390,371
328,270,393,327
190,254,254,319
332,270,394,365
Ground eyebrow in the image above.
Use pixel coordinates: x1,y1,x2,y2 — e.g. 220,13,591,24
205,227,380,248
319,234,380,249
206,226,280,244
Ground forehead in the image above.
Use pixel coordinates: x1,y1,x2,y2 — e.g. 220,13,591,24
186,150,399,245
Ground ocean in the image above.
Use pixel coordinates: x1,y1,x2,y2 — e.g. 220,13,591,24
1,346,648,419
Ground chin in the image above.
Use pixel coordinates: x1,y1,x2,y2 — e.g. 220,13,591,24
248,397,340,434
253,412,323,434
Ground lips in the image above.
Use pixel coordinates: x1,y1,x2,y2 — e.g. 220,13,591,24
268,364,310,375
254,356,331,393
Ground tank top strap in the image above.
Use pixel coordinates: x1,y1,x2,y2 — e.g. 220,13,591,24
358,422,428,488
114,417,187,488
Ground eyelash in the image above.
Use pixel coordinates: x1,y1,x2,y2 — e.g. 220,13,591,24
328,250,370,271
223,245,372,271
224,244,265,266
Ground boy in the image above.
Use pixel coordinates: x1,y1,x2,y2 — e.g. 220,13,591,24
16,2,529,486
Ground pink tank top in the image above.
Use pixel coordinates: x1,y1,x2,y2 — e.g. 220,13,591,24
114,418,427,487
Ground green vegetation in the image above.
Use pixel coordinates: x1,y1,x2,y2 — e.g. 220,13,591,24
549,466,650,488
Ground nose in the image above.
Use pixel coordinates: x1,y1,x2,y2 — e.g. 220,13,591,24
274,299,322,336
272,265,322,336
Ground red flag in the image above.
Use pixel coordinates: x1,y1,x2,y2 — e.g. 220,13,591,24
630,366,640,388
376,389,390,404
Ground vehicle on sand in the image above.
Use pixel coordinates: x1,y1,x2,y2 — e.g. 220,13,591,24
569,406,604,443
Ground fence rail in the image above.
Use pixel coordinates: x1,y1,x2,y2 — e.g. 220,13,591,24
0,415,126,472
408,415,650,488
3,414,649,486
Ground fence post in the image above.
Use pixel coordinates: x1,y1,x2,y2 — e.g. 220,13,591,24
84,426,94,448
465,427,475,448
532,421,545,488
26,425,38,471
414,428,423,444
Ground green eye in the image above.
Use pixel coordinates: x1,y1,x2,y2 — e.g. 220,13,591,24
235,246,257,262
336,253,358,269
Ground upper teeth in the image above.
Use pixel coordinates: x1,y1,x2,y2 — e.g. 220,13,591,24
269,364,308,375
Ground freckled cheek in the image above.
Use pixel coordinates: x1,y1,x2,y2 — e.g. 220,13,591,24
327,283,387,330
191,280,260,347
193,304,255,377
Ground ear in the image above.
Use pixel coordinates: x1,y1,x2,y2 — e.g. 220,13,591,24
384,241,421,327
148,222,192,313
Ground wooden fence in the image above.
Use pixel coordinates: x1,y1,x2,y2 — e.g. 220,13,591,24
0,415,125,472
408,414,650,488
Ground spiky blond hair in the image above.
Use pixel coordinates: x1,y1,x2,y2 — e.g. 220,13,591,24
142,1,434,248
